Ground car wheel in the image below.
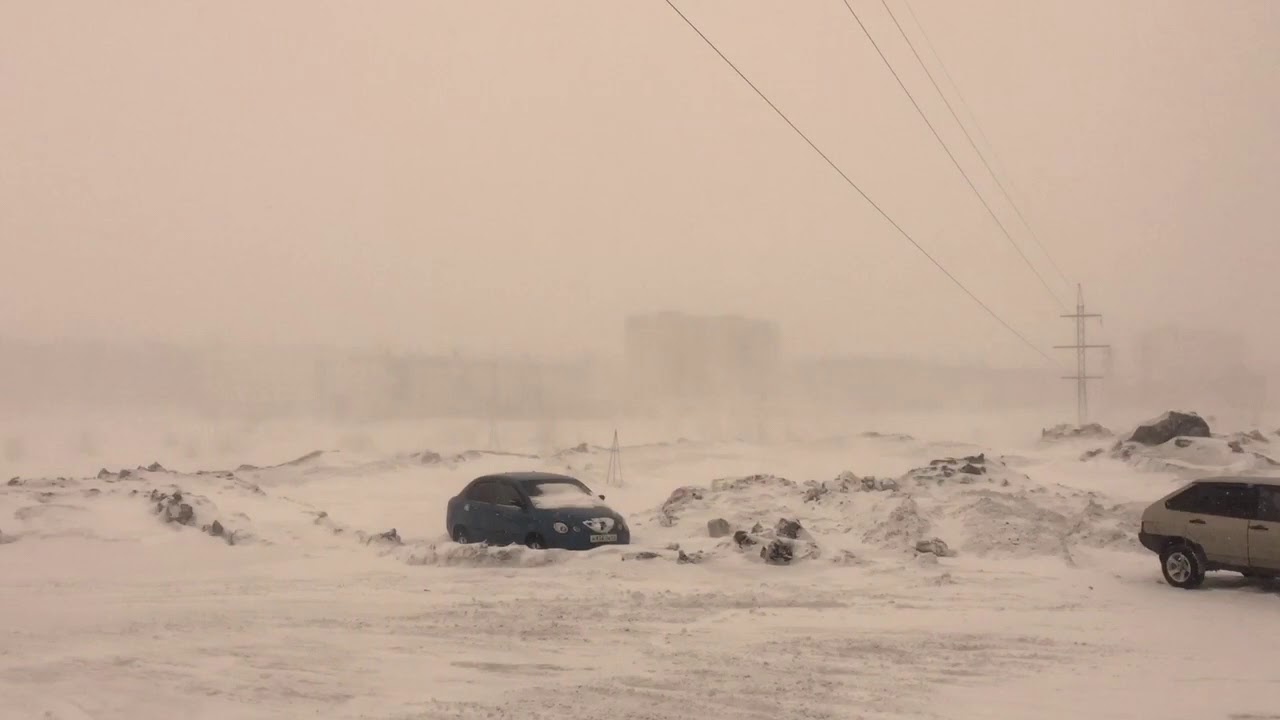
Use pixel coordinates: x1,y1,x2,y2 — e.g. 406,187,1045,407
526,534,546,550
453,526,470,544
1160,545,1205,589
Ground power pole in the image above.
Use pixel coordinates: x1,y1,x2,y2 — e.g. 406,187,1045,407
605,429,623,487
1055,284,1109,425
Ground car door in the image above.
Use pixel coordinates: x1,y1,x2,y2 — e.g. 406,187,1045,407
1166,482,1252,567
461,481,500,543
1248,485,1280,571
488,481,529,545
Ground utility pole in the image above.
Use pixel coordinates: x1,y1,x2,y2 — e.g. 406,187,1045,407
605,429,623,487
1055,284,1109,425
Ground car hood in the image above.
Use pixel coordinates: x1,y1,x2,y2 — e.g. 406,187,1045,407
539,506,625,523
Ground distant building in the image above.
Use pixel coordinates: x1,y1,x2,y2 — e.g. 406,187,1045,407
623,312,782,408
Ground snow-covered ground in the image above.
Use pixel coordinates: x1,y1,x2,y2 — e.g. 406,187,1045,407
3,420,1280,719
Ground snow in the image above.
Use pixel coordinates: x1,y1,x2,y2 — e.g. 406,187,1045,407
3,420,1280,719
527,481,600,510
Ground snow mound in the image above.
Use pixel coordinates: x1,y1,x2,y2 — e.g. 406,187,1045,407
1041,423,1113,442
903,453,1028,488
1106,435,1280,475
396,542,574,568
638,454,1139,564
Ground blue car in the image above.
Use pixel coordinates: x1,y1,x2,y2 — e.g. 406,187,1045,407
445,471,630,550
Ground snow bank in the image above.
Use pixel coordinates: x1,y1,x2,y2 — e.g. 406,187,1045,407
636,453,1140,565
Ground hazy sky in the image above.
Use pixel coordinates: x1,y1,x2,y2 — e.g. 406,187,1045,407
3,1,1278,368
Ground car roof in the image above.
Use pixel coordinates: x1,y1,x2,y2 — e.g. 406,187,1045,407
1193,475,1280,488
475,471,582,485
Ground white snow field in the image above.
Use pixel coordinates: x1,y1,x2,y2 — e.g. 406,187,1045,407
3,423,1280,720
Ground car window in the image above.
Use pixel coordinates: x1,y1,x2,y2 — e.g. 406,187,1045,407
1167,483,1255,519
1166,485,1210,513
466,481,495,504
1258,486,1280,523
490,482,525,508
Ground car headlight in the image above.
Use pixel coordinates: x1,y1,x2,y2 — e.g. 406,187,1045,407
553,522,569,534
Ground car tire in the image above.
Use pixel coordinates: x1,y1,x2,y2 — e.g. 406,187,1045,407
453,526,470,544
1160,544,1205,589
526,534,546,550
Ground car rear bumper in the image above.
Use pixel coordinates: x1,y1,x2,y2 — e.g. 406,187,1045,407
1138,531,1166,553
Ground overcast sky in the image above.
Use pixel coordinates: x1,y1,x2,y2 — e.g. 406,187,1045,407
2,1,1277,368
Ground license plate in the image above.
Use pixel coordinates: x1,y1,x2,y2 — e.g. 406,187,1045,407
589,533,618,543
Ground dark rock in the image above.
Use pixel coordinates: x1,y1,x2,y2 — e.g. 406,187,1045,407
707,518,731,538
416,451,444,464
1174,438,1194,449
677,550,705,564
733,530,756,548
803,485,827,502
6,477,20,486
775,518,803,540
964,453,986,464
959,463,986,475
1247,430,1270,444
171,503,195,525
97,468,113,479
366,528,401,545
915,538,954,557
119,469,132,478
761,539,794,565
751,522,764,534
145,462,166,472
1080,448,1105,461
622,551,660,561
236,464,261,472
207,520,225,537
1129,411,1211,446
1229,441,1245,454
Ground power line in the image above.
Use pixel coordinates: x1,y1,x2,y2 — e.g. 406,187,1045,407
837,0,1066,311
886,0,1072,291
663,0,1057,366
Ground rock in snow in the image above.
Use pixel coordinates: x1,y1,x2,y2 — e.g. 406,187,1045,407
775,518,803,540
761,539,794,565
706,518,731,538
1129,411,1211,446
915,538,955,557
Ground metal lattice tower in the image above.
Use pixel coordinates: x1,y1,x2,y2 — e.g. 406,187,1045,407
604,430,623,488
1056,285,1109,425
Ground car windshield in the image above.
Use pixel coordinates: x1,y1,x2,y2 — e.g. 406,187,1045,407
526,480,598,509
